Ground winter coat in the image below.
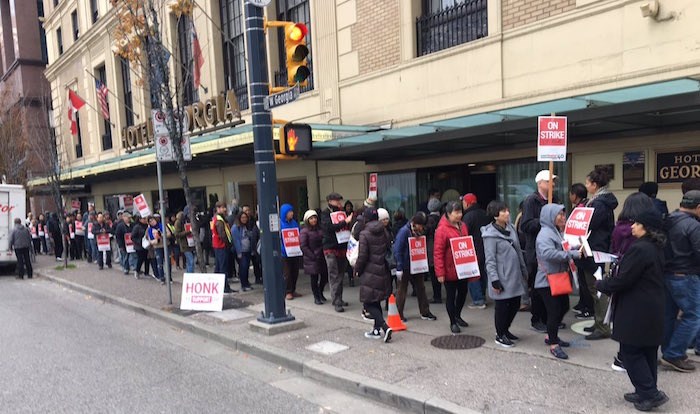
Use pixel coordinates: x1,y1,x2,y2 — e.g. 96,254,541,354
10,224,32,250
114,221,132,250
652,198,669,218
611,220,635,257
462,205,490,271
300,225,326,275
356,221,392,303
521,192,559,265
92,221,112,237
391,219,407,239
433,215,470,282
174,212,194,252
131,222,147,252
232,223,260,257
147,224,164,249
585,191,618,252
596,236,665,346
426,212,440,267
535,204,581,289
320,205,349,250
393,222,426,275
481,222,528,300
279,203,299,258
664,210,700,275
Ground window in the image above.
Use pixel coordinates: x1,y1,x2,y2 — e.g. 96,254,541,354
56,28,63,55
275,0,313,91
53,0,58,6
416,0,487,57
177,15,198,106
38,0,48,63
71,10,79,40
90,0,99,23
220,0,248,110
120,57,134,127
96,65,112,151
75,112,83,158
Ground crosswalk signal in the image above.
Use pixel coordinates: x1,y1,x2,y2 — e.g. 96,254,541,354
279,123,312,155
284,23,310,87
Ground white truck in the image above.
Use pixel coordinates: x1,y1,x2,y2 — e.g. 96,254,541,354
0,184,27,267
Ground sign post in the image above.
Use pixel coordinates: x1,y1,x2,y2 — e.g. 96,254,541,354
537,113,567,204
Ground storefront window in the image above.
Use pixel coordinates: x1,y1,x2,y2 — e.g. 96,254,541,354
497,160,571,220
377,171,417,225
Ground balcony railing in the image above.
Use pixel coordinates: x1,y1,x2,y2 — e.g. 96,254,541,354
416,0,488,57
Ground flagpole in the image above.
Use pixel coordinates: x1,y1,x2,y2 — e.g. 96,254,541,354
64,86,117,129
84,69,140,120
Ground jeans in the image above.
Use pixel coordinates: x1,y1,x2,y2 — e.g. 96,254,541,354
120,249,130,272
153,248,165,280
183,251,195,273
397,271,430,317
662,274,700,360
88,238,98,262
620,343,660,401
494,296,521,337
238,252,252,288
468,278,485,305
325,252,348,307
444,279,469,325
537,287,570,345
214,248,233,292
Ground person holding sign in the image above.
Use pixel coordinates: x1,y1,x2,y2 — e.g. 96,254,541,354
393,213,437,322
174,212,195,273
114,212,135,275
320,192,353,313
74,213,84,261
300,210,328,305
92,213,113,270
280,204,302,300
482,201,529,348
535,204,582,359
433,201,471,334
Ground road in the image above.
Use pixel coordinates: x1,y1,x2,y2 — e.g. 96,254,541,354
0,276,398,414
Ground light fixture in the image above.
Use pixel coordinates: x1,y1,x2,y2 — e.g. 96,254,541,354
640,0,659,18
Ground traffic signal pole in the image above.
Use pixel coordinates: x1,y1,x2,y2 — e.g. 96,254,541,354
244,1,294,324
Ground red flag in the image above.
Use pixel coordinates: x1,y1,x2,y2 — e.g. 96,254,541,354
191,20,204,89
67,89,85,135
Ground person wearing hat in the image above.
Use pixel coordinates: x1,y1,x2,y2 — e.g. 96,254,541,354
660,190,700,373
114,211,135,275
461,193,490,310
280,203,301,299
393,213,437,322
595,209,668,411
320,192,353,312
520,169,559,332
300,209,328,305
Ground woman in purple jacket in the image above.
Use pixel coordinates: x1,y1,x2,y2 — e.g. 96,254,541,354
300,210,328,305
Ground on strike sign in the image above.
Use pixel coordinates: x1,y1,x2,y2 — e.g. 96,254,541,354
330,211,350,244
181,273,225,311
537,116,567,162
409,236,429,274
97,233,111,252
281,228,302,257
185,223,195,247
565,207,594,238
134,193,151,217
124,233,135,253
449,236,480,280
368,173,378,199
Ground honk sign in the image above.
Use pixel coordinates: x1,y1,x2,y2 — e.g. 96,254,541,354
180,273,225,311
282,228,303,257
409,236,429,274
449,236,480,280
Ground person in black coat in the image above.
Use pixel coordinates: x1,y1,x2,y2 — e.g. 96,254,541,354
596,210,668,412
300,210,328,305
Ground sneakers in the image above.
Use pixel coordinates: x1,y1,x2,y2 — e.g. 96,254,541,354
364,328,382,339
455,317,469,327
550,345,569,359
612,356,627,372
420,312,437,321
505,332,519,341
545,338,570,347
450,324,461,334
585,331,611,341
531,322,547,333
468,303,486,310
660,357,696,373
133,271,139,280
575,311,594,319
383,327,393,343
495,335,515,348
633,391,669,412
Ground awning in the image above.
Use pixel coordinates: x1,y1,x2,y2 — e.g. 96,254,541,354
308,78,700,163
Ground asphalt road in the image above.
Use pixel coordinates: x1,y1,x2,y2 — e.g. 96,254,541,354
0,276,398,414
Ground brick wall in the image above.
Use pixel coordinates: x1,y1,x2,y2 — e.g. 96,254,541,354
502,0,576,31
352,0,401,75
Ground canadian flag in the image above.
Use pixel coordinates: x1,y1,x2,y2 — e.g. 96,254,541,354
67,89,85,135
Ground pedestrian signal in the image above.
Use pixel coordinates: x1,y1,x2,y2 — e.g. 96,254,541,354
279,123,312,155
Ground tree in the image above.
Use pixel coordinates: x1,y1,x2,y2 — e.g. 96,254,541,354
0,89,30,185
112,0,207,271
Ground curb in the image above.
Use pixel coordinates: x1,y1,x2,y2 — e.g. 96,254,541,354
38,270,479,414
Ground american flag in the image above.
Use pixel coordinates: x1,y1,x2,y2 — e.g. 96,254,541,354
95,79,109,120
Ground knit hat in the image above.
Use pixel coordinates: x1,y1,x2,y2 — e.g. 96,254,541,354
427,198,441,213
377,208,390,221
634,210,663,231
303,209,318,223
363,196,377,208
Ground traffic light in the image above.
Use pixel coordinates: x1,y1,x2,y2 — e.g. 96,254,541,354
279,123,312,155
284,22,310,87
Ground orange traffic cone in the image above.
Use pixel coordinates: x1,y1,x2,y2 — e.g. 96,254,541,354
386,294,406,332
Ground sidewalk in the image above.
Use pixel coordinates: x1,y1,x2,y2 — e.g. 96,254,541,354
34,255,698,413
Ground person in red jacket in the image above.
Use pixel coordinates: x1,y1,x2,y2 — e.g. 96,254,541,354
434,200,471,334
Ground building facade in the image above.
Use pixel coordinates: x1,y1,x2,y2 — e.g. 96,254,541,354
36,0,700,219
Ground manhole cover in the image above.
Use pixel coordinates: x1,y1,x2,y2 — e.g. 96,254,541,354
431,335,485,350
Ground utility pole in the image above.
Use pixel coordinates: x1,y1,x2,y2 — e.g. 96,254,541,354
243,0,293,324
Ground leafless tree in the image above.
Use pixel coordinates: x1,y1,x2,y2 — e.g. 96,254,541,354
0,89,29,185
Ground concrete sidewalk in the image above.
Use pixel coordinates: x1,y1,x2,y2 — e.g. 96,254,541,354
34,255,698,413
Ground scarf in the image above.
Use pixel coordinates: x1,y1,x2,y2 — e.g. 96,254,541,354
586,185,611,207
492,222,511,237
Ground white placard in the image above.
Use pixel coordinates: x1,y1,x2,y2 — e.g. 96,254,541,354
134,193,151,217
125,233,136,253
409,236,429,274
180,273,225,312
282,228,303,257
330,211,350,244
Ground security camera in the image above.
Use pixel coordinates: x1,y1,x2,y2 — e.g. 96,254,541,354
640,0,659,18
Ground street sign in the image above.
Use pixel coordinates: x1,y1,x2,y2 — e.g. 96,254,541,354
264,84,300,110
537,115,568,162
155,134,192,162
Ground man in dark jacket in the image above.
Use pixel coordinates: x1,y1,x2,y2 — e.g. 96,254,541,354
462,193,490,308
47,213,63,261
639,182,669,218
320,192,353,312
114,212,134,275
10,218,32,279
520,170,558,331
92,213,113,270
660,190,700,372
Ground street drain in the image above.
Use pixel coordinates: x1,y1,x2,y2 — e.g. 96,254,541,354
431,335,485,350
